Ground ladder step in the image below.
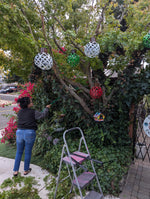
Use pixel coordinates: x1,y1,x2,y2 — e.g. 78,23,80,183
73,151,89,158
73,172,96,189
63,151,88,165
84,191,103,199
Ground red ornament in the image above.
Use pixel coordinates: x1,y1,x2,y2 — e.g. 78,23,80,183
90,86,103,99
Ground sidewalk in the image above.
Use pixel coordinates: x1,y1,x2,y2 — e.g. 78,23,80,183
119,160,150,199
0,157,52,199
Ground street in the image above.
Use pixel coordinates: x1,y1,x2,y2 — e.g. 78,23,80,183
0,94,18,130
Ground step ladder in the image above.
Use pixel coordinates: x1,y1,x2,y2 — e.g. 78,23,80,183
54,127,104,199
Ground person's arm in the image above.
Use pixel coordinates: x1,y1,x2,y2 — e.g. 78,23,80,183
35,105,51,120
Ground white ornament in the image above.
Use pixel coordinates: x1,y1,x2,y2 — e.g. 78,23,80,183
34,52,53,70
84,41,100,58
143,115,150,137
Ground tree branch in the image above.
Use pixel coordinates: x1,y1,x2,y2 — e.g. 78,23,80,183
119,7,127,23
41,14,53,55
20,7,38,51
102,87,117,112
13,19,26,34
53,16,85,55
95,8,105,36
144,23,150,30
52,60,93,116
64,78,90,100
94,3,109,36
51,25,67,54
53,16,66,31
86,64,94,88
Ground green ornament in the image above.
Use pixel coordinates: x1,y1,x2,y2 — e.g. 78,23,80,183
67,53,80,67
143,33,150,48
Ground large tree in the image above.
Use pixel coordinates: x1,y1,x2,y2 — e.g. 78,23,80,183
0,0,150,117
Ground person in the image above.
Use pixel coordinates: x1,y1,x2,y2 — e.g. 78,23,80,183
13,97,51,176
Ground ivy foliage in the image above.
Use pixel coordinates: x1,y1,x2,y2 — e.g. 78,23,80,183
0,175,41,199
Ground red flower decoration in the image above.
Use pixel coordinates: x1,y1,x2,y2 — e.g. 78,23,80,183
58,47,66,54
90,86,103,99
1,82,35,144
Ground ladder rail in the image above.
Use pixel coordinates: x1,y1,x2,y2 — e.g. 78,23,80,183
66,159,78,197
64,137,84,199
54,145,66,199
54,144,79,199
78,137,83,151
63,127,91,157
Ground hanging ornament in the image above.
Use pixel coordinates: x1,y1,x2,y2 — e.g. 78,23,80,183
84,37,100,58
67,50,80,67
90,86,103,99
34,48,53,70
143,115,150,137
143,32,150,48
94,112,105,122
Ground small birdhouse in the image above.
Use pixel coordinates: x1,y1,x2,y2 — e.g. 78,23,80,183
34,48,53,70
93,112,105,122
84,37,100,58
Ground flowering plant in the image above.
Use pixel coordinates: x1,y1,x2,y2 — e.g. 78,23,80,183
0,102,12,108
1,82,34,144
1,117,17,144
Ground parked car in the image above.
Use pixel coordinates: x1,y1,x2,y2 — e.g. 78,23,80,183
0,86,18,94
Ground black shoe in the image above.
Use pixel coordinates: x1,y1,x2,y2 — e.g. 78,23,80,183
24,168,32,175
13,171,19,177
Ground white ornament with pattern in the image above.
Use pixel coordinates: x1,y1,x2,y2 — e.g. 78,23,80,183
34,52,53,70
84,41,100,58
143,115,150,137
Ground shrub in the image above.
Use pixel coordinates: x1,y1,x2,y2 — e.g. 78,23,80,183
1,82,34,144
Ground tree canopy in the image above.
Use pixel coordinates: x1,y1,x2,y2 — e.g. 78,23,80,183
0,0,150,116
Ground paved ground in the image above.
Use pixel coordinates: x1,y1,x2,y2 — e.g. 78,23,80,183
0,105,16,129
0,156,51,199
119,160,150,199
0,93,17,129
0,93,18,101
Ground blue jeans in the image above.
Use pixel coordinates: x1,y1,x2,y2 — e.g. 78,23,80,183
13,129,36,172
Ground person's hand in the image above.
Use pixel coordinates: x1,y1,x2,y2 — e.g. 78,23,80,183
46,104,51,109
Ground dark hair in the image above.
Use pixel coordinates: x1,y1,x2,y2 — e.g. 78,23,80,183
17,97,30,109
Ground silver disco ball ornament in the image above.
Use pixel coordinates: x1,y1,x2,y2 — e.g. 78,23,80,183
34,52,53,70
84,38,100,58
